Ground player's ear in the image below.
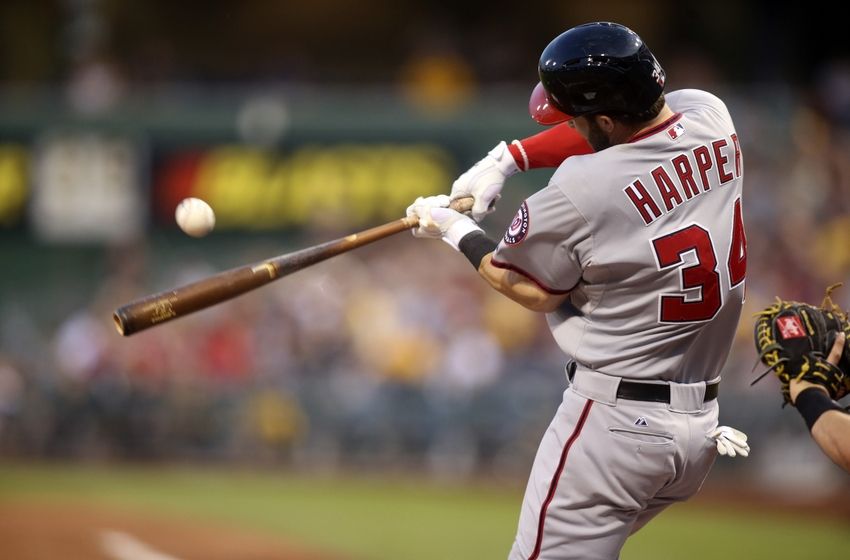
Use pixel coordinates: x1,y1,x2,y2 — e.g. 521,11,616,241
594,114,616,134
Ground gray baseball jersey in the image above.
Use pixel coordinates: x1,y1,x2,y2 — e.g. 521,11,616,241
493,89,746,383
496,89,746,560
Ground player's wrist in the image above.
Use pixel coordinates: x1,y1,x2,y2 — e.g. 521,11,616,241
790,379,828,403
441,215,483,251
458,231,498,269
794,387,843,432
506,140,529,172
489,141,522,176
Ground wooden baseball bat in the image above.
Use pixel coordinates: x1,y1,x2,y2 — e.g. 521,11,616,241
113,197,473,336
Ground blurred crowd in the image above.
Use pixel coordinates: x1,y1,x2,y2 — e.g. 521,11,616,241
0,237,565,477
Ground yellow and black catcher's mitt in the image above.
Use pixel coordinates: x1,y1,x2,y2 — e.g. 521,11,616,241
753,284,850,405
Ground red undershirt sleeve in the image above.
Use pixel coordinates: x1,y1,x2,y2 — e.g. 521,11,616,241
507,123,594,171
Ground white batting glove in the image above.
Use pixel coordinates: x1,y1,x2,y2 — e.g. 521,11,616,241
450,141,521,222
406,195,482,250
707,426,750,458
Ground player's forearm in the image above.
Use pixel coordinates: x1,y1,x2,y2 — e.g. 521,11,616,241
508,123,594,170
477,254,568,313
811,410,850,472
454,229,568,313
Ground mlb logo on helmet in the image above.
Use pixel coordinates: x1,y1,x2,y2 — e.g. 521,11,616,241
651,60,665,87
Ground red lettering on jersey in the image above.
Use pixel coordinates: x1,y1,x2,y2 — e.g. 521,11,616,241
693,146,713,192
712,139,733,184
624,179,662,225
651,166,683,211
730,133,742,177
728,197,747,287
671,154,699,199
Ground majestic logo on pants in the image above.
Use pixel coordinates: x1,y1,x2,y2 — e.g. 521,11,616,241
503,201,529,245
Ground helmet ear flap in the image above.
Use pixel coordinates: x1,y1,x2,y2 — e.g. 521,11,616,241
529,82,573,125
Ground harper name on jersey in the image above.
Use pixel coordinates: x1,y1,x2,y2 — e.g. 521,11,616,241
624,125,742,225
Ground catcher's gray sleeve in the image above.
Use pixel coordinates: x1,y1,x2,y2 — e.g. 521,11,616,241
491,184,591,293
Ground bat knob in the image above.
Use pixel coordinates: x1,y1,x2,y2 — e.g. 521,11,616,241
113,311,128,336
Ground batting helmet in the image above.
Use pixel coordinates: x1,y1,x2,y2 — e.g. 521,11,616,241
531,22,665,124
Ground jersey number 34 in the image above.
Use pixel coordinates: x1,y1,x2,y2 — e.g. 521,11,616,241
651,198,746,323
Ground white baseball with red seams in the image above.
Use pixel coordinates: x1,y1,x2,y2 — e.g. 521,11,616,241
175,197,216,237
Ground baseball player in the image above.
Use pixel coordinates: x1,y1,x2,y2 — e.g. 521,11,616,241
407,22,749,559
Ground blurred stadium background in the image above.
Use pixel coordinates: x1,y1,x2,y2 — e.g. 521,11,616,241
1,1,849,558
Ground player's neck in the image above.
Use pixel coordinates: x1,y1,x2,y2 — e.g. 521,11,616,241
627,104,675,141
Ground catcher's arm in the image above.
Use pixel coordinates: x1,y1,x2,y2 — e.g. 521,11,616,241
809,403,850,472
790,333,850,473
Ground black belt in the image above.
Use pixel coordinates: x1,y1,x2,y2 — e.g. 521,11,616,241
566,362,719,404
616,379,719,403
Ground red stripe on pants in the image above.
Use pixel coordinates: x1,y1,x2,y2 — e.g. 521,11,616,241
529,399,594,559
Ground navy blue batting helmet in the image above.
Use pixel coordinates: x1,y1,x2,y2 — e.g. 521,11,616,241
536,22,665,120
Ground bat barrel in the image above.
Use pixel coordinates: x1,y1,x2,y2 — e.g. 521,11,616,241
113,263,279,336
113,293,184,337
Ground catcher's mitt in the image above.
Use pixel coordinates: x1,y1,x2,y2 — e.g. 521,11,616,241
753,284,850,405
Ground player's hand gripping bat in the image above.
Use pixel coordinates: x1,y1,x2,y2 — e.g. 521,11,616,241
113,197,473,336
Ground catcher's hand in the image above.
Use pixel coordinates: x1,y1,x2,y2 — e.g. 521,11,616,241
753,284,850,405
790,333,846,403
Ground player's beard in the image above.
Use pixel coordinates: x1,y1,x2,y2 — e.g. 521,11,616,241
586,118,613,151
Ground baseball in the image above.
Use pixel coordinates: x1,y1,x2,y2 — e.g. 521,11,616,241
175,197,216,237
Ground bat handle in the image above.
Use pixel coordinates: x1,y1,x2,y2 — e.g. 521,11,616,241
404,196,475,227
449,196,475,214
